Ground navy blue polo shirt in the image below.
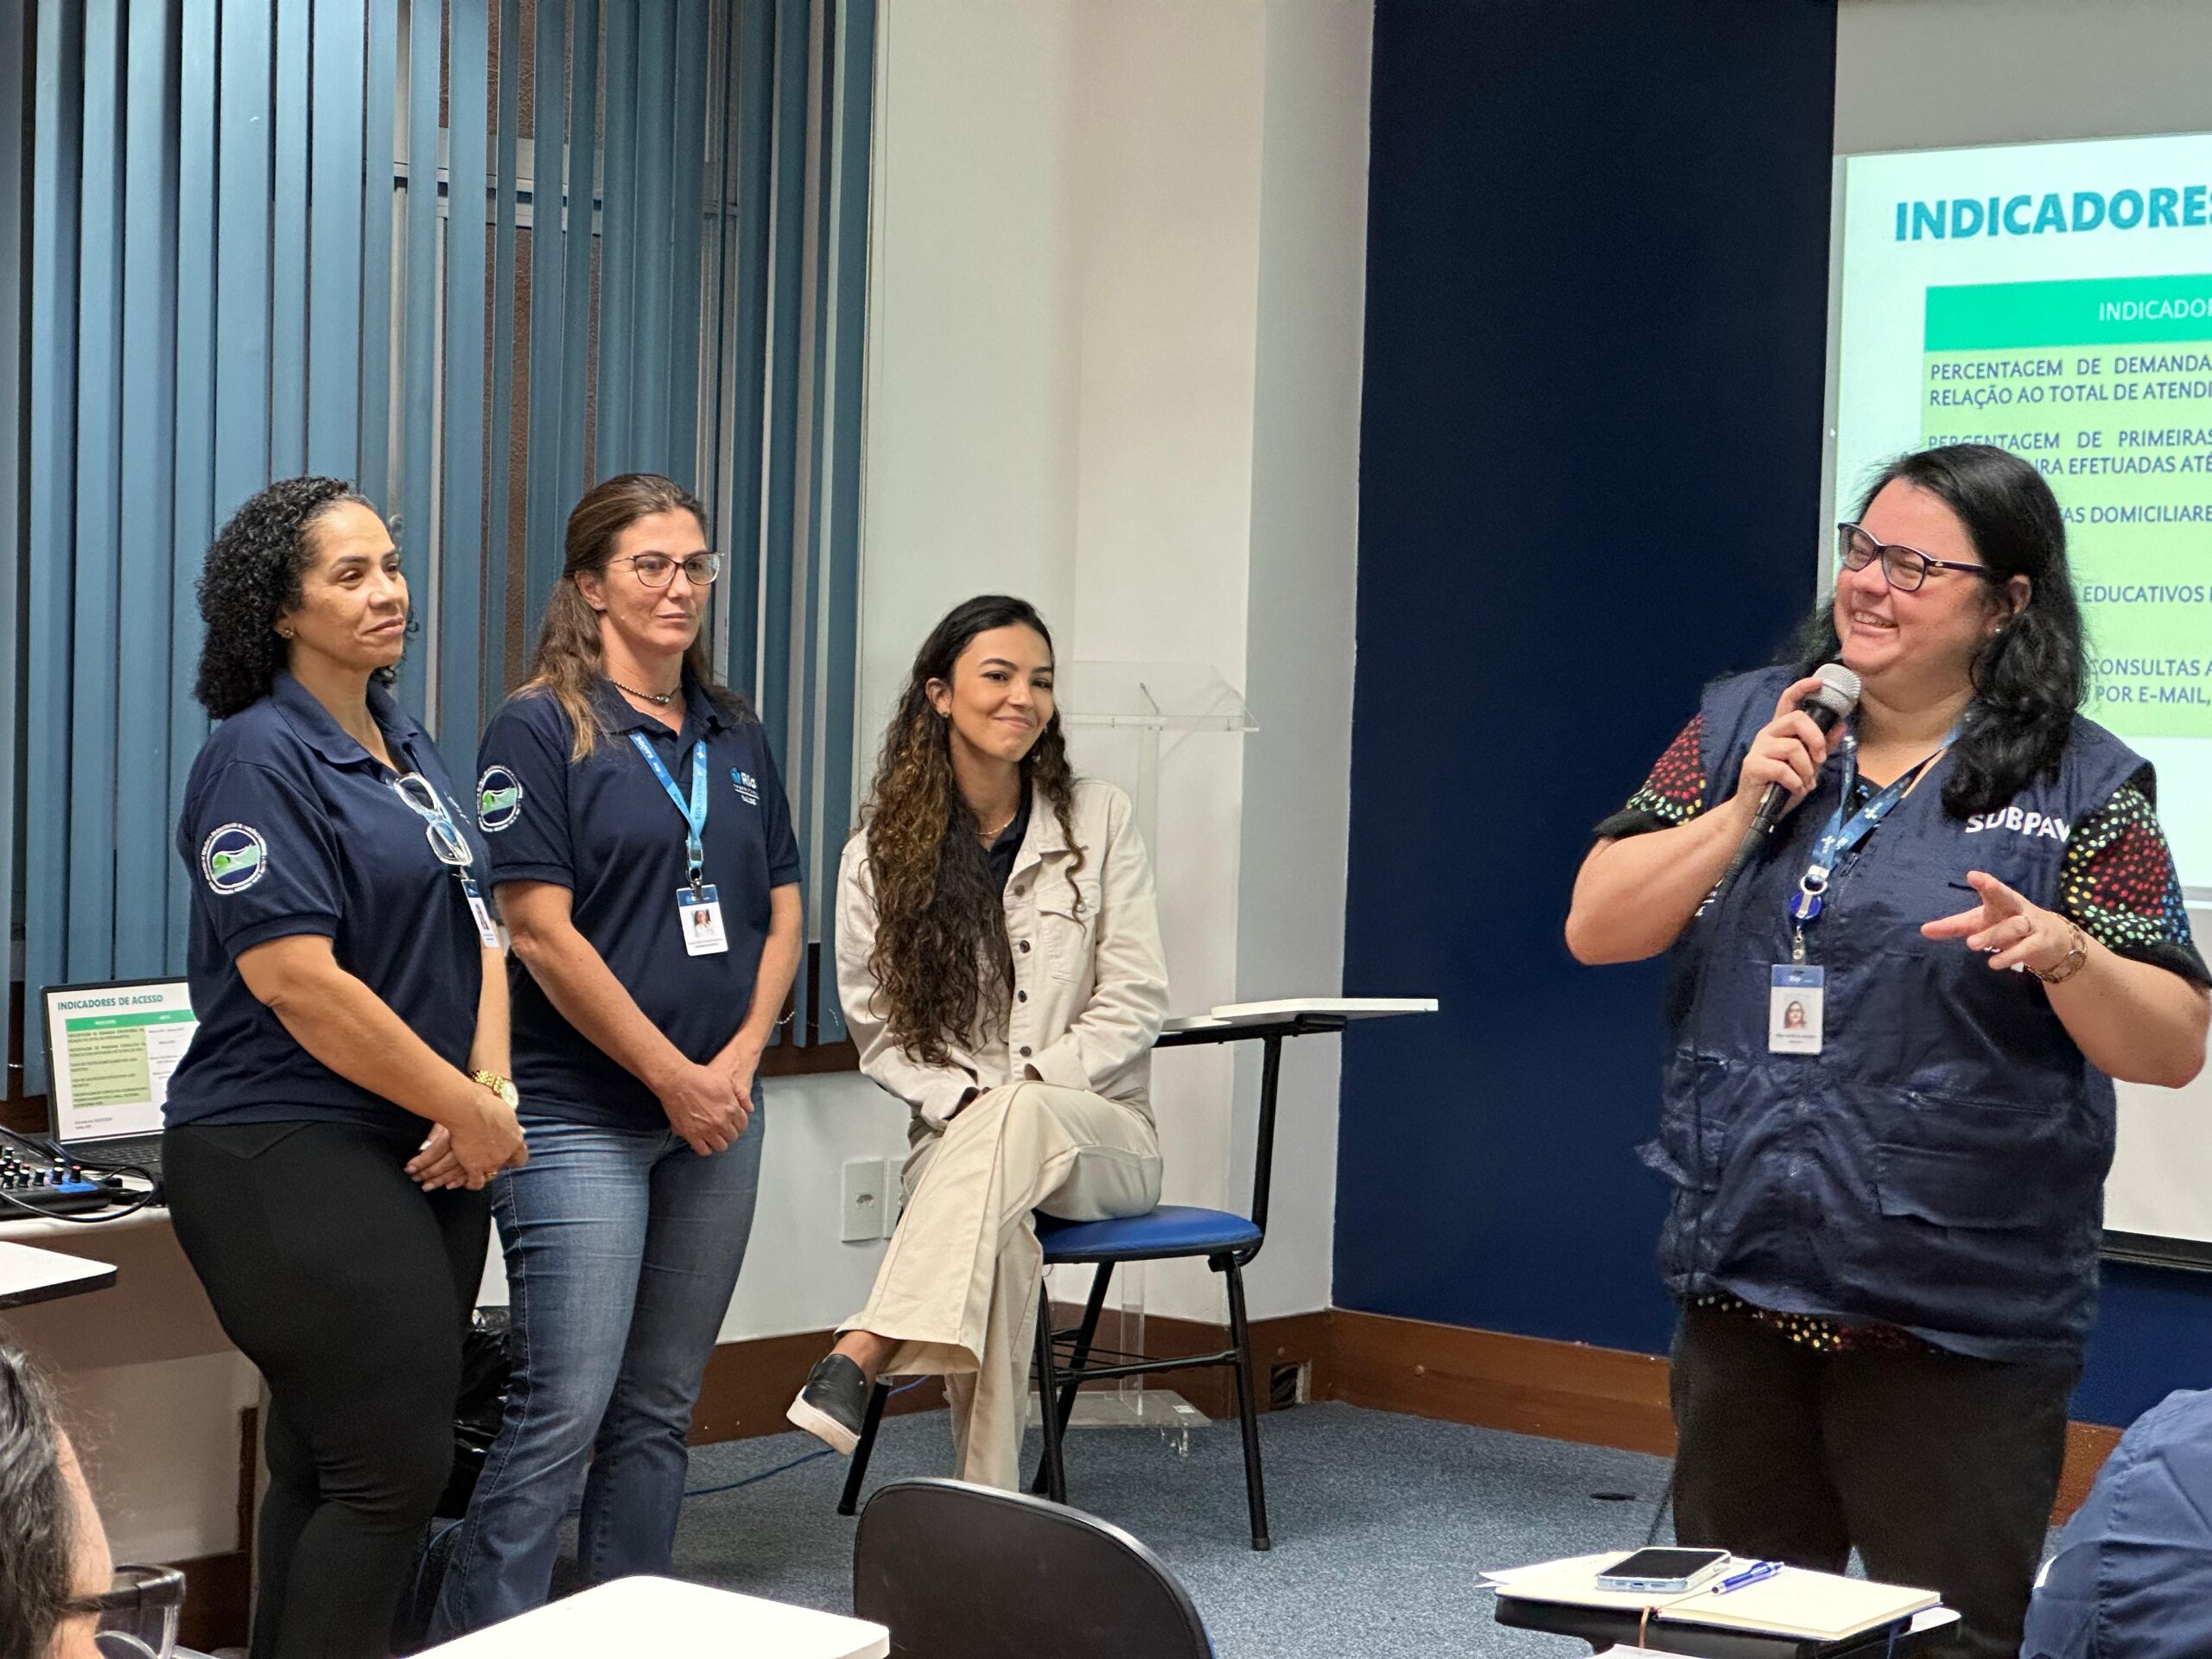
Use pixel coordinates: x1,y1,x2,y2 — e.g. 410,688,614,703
476,674,801,1130
164,672,493,1131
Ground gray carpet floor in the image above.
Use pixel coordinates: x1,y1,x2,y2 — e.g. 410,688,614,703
658,1401,1681,1657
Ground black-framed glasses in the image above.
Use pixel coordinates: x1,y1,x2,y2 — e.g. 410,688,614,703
390,772,474,868
612,551,722,588
1836,523,1999,593
64,1563,185,1657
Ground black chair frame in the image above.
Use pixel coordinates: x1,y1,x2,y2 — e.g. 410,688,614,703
836,1014,1346,1552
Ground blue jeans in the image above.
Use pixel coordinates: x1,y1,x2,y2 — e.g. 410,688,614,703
429,1096,765,1638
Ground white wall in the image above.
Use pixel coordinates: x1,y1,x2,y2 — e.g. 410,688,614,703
1231,1,1370,1319
1836,0,2212,154
791,0,1374,1330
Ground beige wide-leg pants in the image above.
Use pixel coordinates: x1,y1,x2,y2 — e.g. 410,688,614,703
841,1079,1162,1490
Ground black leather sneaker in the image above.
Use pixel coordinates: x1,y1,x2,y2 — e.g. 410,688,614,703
785,1354,869,1455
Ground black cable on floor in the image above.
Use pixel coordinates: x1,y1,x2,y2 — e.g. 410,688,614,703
682,1376,930,1501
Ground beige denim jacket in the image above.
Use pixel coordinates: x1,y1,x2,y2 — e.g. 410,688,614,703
835,778,1170,1132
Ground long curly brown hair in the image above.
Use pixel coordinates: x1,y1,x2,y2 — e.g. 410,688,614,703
521,473,745,760
863,595,1083,1067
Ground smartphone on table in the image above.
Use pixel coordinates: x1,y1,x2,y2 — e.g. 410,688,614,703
1594,1548,1730,1593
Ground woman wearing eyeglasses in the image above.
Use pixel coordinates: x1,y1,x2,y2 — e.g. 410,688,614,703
1567,444,2209,1659
162,477,524,1659
0,1343,188,1659
429,474,801,1638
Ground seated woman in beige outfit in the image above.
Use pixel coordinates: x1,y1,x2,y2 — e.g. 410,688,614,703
785,594,1166,1489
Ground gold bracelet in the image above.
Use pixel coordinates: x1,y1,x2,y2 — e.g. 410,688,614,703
2030,922,2088,986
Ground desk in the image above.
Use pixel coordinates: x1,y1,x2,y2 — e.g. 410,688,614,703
1153,997,1440,1243
0,1238,116,1307
1494,1596,1962,1657
416,1576,890,1658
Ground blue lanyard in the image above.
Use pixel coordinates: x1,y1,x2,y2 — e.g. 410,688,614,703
631,733,710,895
1784,731,1948,960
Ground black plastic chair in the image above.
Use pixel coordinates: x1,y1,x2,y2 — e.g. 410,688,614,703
836,1014,1339,1550
853,1477,1212,1659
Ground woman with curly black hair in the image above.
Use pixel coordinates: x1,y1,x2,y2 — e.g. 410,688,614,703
785,595,1168,1490
161,476,524,1659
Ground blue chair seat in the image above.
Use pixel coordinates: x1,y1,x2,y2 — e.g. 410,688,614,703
1037,1205,1262,1263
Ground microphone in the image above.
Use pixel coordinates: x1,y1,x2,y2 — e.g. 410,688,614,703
1718,663,1861,891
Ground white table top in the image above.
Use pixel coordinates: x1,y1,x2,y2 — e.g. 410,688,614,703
416,1576,890,1659
0,1238,116,1309
1163,995,1439,1033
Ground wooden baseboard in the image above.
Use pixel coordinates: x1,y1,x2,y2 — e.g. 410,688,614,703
1328,1308,1676,1454
1325,1307,2123,1524
2056,1420,2122,1522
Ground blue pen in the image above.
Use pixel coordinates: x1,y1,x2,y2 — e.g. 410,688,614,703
1713,1560,1782,1594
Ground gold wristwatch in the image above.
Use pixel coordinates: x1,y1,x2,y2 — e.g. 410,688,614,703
471,1069,520,1109
2030,923,2088,986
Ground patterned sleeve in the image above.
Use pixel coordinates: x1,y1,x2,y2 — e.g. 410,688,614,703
2056,768,2209,987
1593,713,1707,841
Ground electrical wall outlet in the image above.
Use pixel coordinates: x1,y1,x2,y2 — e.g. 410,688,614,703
842,1158,886,1243
878,1157,906,1237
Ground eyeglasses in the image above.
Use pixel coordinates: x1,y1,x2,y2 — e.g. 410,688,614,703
390,772,475,868
611,551,722,589
66,1563,185,1657
1835,523,1998,593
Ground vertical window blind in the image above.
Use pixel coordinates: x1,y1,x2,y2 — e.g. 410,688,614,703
3,0,874,1091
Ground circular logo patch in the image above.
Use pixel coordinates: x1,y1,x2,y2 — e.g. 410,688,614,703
476,766,524,833
200,824,270,894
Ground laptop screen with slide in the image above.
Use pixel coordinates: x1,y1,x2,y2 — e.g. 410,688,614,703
42,979,197,1147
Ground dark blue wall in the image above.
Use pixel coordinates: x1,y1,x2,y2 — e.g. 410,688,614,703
1334,0,2212,1429
1337,0,1842,1357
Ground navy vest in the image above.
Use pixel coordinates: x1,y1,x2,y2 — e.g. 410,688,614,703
1646,666,2145,1362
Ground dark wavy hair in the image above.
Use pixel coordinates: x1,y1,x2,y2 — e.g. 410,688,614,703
519,473,747,761
194,475,382,718
1791,442,2085,817
0,1345,78,1659
861,596,1083,1067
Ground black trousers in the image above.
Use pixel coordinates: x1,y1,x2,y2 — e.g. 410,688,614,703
1669,1303,2076,1659
165,1120,490,1659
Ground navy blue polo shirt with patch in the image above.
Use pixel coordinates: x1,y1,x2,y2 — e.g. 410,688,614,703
164,671,493,1131
476,674,801,1130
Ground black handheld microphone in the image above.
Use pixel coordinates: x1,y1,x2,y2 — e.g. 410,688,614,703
1717,662,1862,892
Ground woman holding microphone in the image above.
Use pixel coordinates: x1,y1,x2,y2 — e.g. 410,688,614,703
430,475,801,1637
1567,443,2208,1659
163,477,524,1659
784,594,1167,1490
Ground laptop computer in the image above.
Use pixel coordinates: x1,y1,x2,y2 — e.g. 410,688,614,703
41,977,196,1185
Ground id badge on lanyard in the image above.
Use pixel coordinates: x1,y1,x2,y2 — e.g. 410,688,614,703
631,733,728,957
1769,731,1945,1056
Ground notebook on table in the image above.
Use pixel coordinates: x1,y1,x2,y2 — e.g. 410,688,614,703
1487,1552,1940,1644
